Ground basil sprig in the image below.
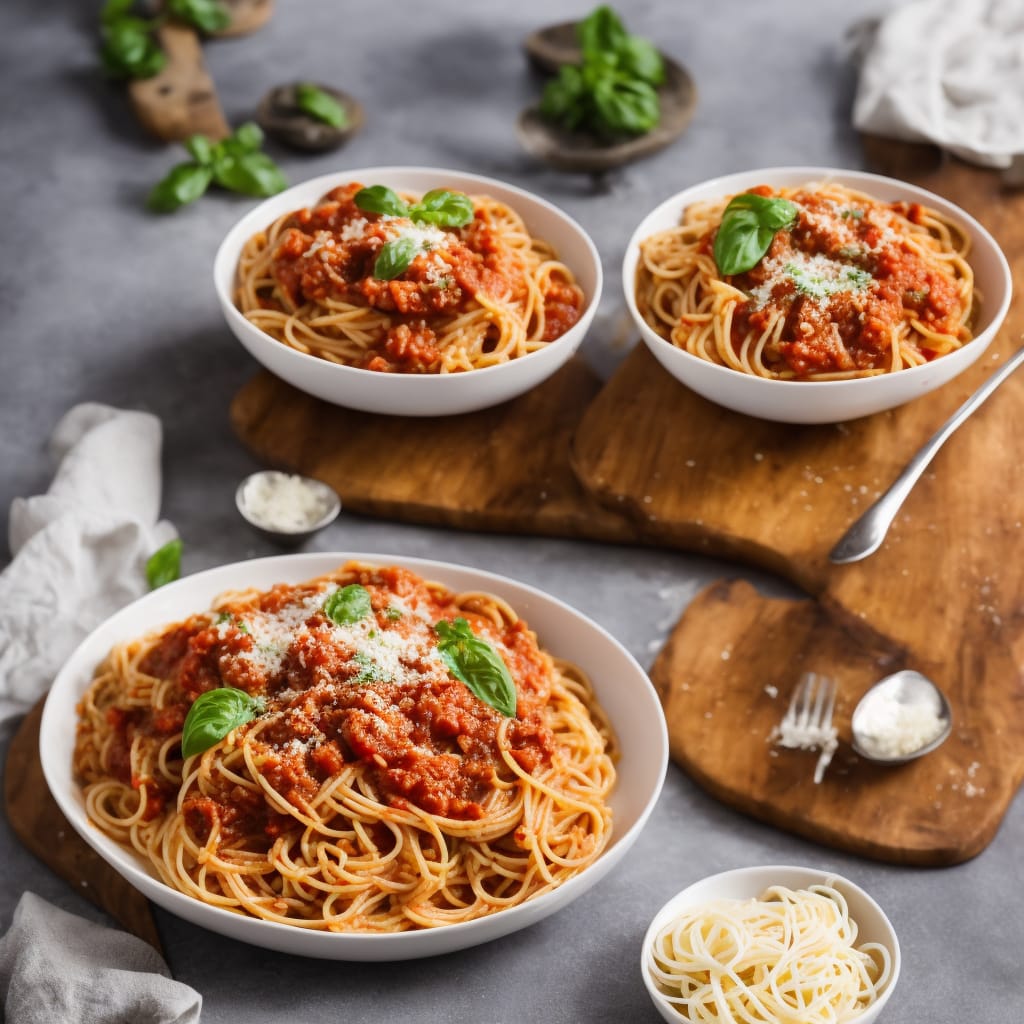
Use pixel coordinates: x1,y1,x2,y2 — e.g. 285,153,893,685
295,83,348,128
181,687,264,759
435,618,517,718
323,584,372,626
712,193,799,276
99,0,229,80
539,5,664,138
353,185,474,280
146,538,182,590
148,122,287,212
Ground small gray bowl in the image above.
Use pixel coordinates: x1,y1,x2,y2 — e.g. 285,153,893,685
235,470,341,546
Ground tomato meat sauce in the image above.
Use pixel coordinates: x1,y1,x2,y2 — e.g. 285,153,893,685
121,567,558,842
262,182,582,372
711,186,967,377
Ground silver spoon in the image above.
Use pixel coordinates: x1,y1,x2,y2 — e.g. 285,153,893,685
830,344,1024,564
850,669,952,765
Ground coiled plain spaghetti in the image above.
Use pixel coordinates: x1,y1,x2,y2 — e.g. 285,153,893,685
73,563,615,931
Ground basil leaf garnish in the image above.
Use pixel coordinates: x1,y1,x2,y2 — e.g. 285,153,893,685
713,194,799,276
145,538,183,589
615,35,664,86
228,120,264,154
591,74,659,135
166,0,231,34
295,83,348,128
148,162,213,212
578,5,629,62
181,687,263,759
354,185,409,218
184,134,214,165
211,151,287,197
373,237,419,281
100,16,166,79
435,618,517,718
409,190,474,228
323,584,372,626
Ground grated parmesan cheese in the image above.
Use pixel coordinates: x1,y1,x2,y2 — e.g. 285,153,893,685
240,472,335,533
854,691,946,759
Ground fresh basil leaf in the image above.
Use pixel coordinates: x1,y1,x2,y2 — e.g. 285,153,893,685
231,121,264,153
713,194,798,276
295,83,348,128
591,74,659,135
435,618,517,718
409,189,474,228
101,0,136,24
577,5,628,63
184,134,214,165
147,162,212,212
211,151,287,197
373,236,419,280
539,64,587,130
181,687,263,759
145,538,183,589
354,185,409,218
100,18,166,79
323,584,372,626
166,0,231,34
615,35,664,86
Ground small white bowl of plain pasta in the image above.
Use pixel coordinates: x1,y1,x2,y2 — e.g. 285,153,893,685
214,167,602,416
642,865,900,1024
624,166,1011,423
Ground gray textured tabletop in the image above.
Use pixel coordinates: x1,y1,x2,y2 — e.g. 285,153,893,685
2,1,1021,1021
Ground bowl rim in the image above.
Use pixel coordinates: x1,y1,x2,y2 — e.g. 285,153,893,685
213,165,604,384
621,164,1013,392
40,551,667,960
641,863,901,1020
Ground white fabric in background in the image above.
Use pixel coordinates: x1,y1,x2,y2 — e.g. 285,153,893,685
0,892,201,1024
0,403,177,720
853,0,1024,167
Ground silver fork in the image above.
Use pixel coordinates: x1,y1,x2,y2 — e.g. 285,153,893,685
774,672,838,784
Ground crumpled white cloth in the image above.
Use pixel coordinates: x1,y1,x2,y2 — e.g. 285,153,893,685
0,892,201,1024
852,0,1024,168
0,403,177,720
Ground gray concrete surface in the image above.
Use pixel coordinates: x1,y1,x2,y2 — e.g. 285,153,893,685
1,1,1020,1020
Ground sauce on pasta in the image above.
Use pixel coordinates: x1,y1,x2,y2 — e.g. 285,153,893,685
74,563,616,931
636,182,975,380
237,183,584,373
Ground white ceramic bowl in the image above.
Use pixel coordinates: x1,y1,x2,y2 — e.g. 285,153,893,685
642,865,901,1024
214,168,602,416
623,166,1012,424
41,553,667,961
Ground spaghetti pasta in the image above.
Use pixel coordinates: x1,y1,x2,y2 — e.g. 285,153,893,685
235,182,585,373
647,884,892,1023
73,563,615,932
635,181,976,380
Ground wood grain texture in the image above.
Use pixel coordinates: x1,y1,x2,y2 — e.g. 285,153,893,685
128,23,229,142
574,150,1024,863
4,701,162,949
230,358,637,544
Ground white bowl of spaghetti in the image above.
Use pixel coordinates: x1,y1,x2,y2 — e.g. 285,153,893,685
41,553,667,961
642,865,900,1023
624,166,1011,423
214,168,602,416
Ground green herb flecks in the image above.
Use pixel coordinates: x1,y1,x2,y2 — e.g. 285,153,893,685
383,606,403,621
352,650,391,685
99,0,229,80
785,261,873,300
713,194,799,276
434,618,517,718
353,186,474,280
295,83,348,128
323,584,373,626
146,538,182,590
148,122,287,213
539,5,664,139
181,687,264,759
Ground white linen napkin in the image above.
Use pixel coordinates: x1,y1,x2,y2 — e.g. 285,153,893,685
0,892,201,1024
0,403,177,720
852,0,1024,168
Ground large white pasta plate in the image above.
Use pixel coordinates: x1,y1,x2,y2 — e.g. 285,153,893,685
623,166,1012,424
41,553,667,961
214,167,602,416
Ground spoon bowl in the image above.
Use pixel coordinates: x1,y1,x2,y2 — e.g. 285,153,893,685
851,670,952,765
